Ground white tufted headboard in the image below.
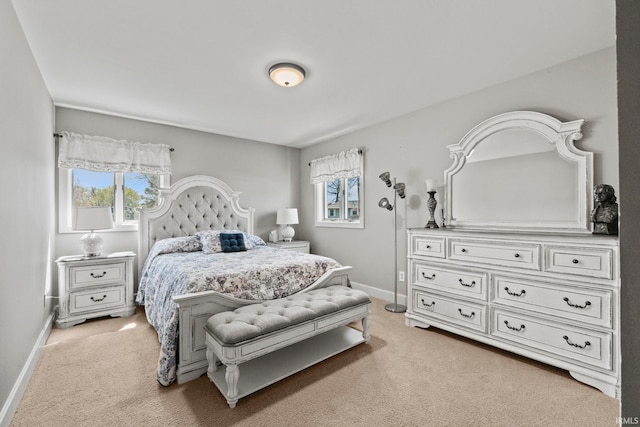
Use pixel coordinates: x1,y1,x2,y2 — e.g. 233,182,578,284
138,175,255,277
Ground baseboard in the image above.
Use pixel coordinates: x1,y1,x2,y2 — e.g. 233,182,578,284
0,312,53,427
350,281,407,307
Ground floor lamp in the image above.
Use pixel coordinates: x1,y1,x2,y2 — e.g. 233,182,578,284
378,172,407,313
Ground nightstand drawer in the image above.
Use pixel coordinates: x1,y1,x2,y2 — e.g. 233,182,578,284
70,262,126,289
70,287,125,313
492,309,612,370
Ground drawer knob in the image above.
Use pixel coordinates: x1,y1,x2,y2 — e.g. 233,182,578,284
457,308,475,319
504,320,525,332
90,271,107,279
458,278,476,288
514,253,520,258
420,299,435,308
90,294,108,302
504,287,526,297
426,245,431,249
563,335,591,349
461,248,467,253
563,297,592,309
421,272,436,280
572,259,579,264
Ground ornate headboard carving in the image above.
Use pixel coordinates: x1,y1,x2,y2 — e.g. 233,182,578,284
138,175,255,276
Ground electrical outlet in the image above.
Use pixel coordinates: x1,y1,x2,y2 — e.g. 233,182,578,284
398,271,405,282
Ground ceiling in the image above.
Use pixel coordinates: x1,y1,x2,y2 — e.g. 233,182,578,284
12,1,615,148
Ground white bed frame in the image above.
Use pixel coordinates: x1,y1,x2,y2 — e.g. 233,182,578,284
138,175,352,384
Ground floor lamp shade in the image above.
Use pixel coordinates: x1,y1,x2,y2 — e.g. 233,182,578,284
74,207,113,256
277,208,299,242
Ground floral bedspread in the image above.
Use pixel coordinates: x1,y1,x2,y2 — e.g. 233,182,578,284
135,236,341,386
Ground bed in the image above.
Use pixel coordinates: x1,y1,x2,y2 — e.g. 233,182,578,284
136,175,352,386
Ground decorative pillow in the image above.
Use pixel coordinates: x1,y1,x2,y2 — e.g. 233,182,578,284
219,232,247,252
197,230,226,254
197,229,265,253
244,233,266,248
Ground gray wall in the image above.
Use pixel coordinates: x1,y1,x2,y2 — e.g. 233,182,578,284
54,108,301,271
617,0,640,418
299,47,618,301
0,0,55,421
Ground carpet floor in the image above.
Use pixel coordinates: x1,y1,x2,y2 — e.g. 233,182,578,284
11,297,619,427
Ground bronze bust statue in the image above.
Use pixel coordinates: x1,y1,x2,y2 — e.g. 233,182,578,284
591,184,618,235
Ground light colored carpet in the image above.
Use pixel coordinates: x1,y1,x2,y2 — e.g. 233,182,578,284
11,297,619,427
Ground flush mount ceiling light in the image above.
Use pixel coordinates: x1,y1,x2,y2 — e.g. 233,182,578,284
269,63,306,87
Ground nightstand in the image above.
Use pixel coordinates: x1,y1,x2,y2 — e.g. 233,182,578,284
266,240,311,254
55,251,136,328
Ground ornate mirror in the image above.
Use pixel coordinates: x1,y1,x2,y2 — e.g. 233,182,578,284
444,111,593,233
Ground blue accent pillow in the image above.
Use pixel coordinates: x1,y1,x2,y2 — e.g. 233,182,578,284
219,232,247,252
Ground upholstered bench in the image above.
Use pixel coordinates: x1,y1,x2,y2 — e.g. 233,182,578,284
204,285,371,408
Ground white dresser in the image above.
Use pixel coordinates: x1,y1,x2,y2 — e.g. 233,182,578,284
406,228,620,397
55,252,136,328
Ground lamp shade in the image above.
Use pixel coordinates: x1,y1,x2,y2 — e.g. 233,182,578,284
74,207,114,231
425,179,437,193
276,208,299,225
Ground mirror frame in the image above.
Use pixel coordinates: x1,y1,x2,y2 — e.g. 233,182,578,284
444,111,593,233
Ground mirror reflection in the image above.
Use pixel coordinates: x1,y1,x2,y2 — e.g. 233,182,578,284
452,129,578,223
444,111,592,232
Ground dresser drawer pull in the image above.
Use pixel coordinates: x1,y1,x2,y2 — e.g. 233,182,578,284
457,308,475,319
504,320,525,332
420,299,435,308
514,253,520,258
458,278,476,288
90,294,108,302
563,335,591,349
572,259,580,264
563,297,592,309
504,287,526,297
425,245,431,249
461,248,467,253
421,272,436,280
90,271,107,279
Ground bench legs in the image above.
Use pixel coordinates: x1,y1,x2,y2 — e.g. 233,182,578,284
207,347,240,408
362,315,371,343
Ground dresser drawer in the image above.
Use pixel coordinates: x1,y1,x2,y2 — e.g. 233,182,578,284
410,235,445,258
414,262,487,300
449,239,540,270
493,275,612,328
70,262,126,289
545,246,613,279
69,287,125,313
413,290,487,332
492,309,612,370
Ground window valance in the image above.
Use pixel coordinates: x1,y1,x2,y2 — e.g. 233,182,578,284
309,148,362,184
57,131,172,175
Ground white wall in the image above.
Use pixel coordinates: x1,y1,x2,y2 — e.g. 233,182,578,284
299,47,618,300
0,0,55,423
54,108,300,275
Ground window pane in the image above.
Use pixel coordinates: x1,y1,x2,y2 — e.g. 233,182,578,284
347,177,360,220
324,179,342,219
72,169,115,217
124,173,159,221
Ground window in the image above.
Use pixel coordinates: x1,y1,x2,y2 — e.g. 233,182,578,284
59,168,169,232
311,148,364,229
57,131,172,233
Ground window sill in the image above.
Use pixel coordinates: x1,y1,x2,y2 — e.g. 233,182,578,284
315,220,364,229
